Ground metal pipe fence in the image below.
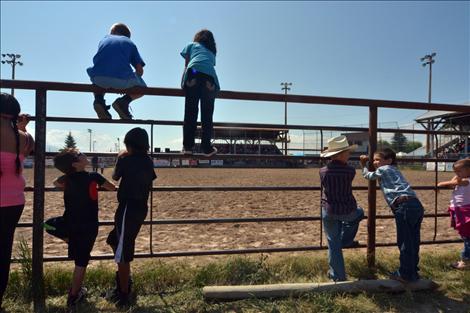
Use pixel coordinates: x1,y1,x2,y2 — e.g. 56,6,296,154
1,79,468,311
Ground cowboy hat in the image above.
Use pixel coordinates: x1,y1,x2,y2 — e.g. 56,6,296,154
320,135,358,158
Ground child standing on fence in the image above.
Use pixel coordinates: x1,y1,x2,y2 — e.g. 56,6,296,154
87,23,146,120
437,158,470,270
180,29,220,157
320,135,364,282
360,148,424,282
53,149,115,308
105,127,156,307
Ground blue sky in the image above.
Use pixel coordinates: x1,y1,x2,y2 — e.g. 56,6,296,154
1,1,468,152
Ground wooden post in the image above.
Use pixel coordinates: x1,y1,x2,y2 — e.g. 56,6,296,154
367,105,378,269
203,280,438,300
33,89,46,312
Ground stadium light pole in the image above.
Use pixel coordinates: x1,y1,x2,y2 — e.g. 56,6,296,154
281,82,292,156
87,129,92,152
421,52,436,155
1,53,23,96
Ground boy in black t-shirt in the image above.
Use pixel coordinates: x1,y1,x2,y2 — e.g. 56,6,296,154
105,127,156,307
53,149,115,308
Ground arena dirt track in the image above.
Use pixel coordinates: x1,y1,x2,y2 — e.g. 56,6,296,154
14,167,458,260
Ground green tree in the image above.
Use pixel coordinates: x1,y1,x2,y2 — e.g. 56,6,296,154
391,132,408,152
62,131,77,151
404,141,423,153
378,140,392,149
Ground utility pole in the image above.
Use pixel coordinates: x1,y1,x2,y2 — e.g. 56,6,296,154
1,53,23,96
87,129,92,152
421,52,436,155
281,82,292,156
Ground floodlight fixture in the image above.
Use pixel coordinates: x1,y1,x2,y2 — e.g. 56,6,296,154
1,52,24,96
280,82,293,156
420,52,437,154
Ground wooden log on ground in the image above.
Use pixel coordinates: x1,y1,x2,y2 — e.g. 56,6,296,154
203,279,439,300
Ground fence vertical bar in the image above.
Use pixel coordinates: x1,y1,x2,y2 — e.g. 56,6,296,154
433,134,439,241
319,130,324,247
149,123,154,254
33,89,47,312
367,105,378,269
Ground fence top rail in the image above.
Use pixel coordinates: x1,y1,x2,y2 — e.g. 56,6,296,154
2,79,469,112
38,116,470,136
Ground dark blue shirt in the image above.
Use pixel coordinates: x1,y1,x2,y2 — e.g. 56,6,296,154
319,160,357,215
87,34,145,80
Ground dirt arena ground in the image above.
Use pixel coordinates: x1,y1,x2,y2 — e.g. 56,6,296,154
13,167,458,260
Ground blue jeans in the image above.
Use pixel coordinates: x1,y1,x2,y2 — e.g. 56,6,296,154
393,198,424,281
183,69,216,153
322,207,364,281
462,237,470,261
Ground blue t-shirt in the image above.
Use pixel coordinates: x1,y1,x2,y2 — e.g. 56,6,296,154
180,42,220,90
87,35,145,80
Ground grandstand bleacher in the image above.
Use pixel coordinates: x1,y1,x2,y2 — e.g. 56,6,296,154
415,107,470,158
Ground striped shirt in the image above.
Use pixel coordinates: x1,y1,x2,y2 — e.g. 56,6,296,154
362,164,416,206
320,160,357,215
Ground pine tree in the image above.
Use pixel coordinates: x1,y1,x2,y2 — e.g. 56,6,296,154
62,131,77,151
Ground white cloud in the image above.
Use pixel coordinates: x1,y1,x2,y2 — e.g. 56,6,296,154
29,129,124,152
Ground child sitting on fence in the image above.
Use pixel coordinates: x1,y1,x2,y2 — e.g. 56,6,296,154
437,158,470,270
105,127,156,307
360,148,424,282
87,23,146,120
320,135,364,282
52,149,115,308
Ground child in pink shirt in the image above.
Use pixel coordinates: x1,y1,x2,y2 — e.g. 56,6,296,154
438,158,470,270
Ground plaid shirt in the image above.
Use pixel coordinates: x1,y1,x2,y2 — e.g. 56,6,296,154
362,164,417,206
320,160,358,215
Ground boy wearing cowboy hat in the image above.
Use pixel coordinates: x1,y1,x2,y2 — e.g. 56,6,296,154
320,135,364,281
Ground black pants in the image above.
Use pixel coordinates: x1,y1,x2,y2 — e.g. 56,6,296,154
107,200,148,263
0,204,24,307
183,69,216,153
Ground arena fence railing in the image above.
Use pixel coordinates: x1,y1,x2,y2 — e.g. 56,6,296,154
1,79,469,311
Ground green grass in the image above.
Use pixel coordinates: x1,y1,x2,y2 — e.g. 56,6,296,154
3,248,469,313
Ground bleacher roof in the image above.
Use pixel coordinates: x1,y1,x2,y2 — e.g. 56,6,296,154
195,126,285,141
415,102,470,125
